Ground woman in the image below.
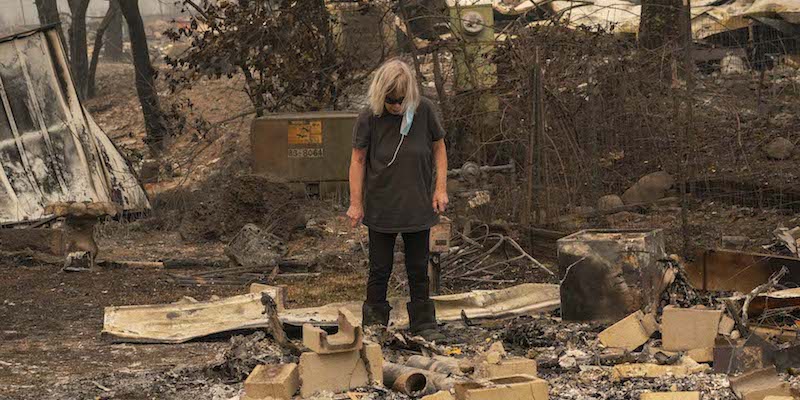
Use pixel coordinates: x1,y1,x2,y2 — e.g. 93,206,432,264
347,59,449,341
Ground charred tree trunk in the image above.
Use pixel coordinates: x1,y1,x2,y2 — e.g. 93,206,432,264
36,0,69,58
35,0,59,24
67,0,90,99
241,67,266,117
316,2,338,109
639,0,683,50
119,0,168,153
105,0,124,61
88,0,120,97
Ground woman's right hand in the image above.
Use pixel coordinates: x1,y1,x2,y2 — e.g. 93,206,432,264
347,204,364,228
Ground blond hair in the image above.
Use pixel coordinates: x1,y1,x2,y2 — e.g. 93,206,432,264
367,59,420,116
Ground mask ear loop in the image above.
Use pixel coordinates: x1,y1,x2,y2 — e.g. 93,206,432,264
386,105,415,167
386,136,405,167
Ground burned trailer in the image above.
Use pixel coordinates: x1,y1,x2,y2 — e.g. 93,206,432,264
0,25,149,225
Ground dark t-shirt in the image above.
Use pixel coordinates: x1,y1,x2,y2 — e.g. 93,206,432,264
352,97,446,233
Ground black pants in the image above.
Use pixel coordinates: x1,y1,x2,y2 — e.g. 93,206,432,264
366,229,430,303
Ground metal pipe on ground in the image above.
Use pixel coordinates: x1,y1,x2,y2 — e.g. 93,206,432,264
384,363,429,396
434,355,474,374
406,355,462,375
392,371,428,396
384,362,461,395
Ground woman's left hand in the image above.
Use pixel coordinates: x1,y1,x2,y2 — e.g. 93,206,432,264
432,190,449,213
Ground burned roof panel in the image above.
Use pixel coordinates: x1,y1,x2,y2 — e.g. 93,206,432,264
0,26,149,224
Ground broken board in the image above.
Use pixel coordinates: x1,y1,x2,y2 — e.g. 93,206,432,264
102,283,560,343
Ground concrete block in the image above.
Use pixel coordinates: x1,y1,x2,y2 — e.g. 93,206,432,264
598,311,658,351
455,375,548,400
249,283,287,311
423,391,455,400
612,364,691,380
476,357,537,379
362,341,383,385
640,392,700,400
484,341,507,364
730,367,793,400
243,363,299,400
719,315,736,335
298,350,368,398
303,308,363,354
662,306,722,351
685,347,714,363
0,227,64,255
455,381,486,400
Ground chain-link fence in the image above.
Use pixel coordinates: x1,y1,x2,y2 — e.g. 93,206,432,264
398,0,800,257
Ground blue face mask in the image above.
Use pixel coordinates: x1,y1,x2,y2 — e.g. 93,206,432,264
387,105,416,167
400,105,415,136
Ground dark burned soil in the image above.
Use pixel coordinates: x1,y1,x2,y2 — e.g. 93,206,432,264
0,206,391,399
0,210,562,399
0,252,368,399
0,261,239,399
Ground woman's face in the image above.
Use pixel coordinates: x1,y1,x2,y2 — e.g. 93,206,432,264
384,90,404,115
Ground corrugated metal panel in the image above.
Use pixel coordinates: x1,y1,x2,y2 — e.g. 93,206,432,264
741,0,800,23
0,26,149,224
101,283,560,343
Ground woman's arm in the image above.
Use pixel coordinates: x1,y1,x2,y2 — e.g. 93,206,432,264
347,148,367,227
432,139,448,213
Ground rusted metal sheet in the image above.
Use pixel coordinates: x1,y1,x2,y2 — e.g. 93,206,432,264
745,287,800,317
556,229,669,322
741,334,800,372
713,337,769,375
0,26,149,224
753,325,799,343
687,249,800,293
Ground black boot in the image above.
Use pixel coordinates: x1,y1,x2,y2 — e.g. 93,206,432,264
362,301,392,327
407,300,446,342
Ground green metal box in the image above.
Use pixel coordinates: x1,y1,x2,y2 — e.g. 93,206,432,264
449,1,497,92
250,112,358,196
